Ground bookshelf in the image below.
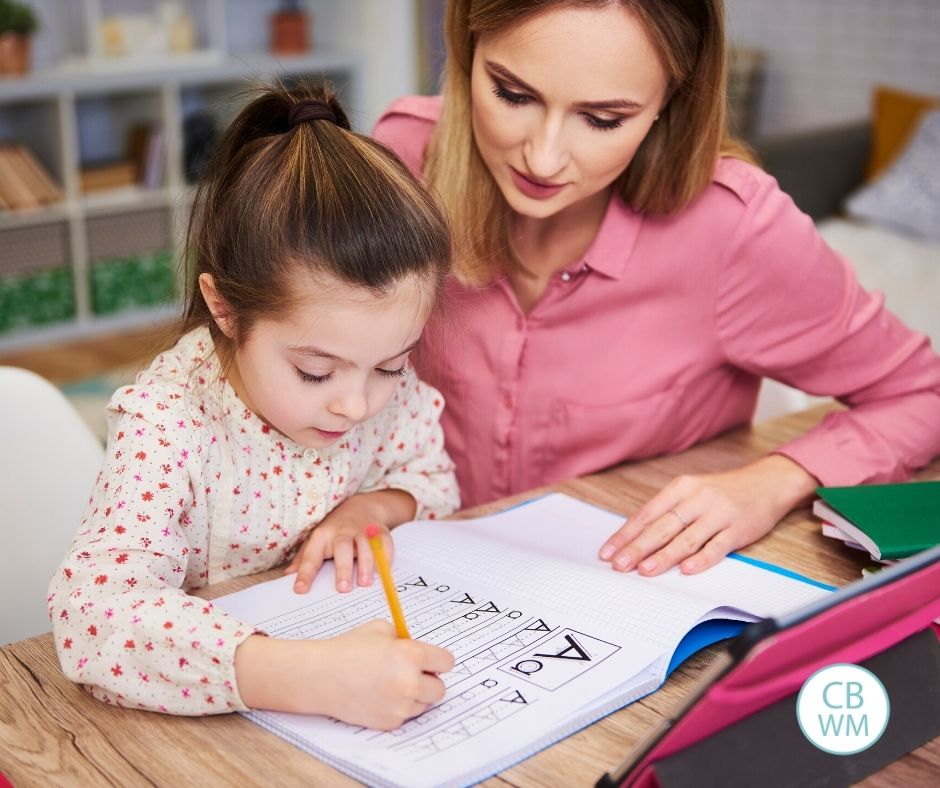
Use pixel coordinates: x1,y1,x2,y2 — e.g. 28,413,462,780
0,0,422,351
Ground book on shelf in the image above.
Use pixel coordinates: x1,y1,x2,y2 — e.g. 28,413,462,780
81,119,167,195
127,122,166,190
80,160,139,193
814,481,940,561
215,493,829,788
0,144,63,210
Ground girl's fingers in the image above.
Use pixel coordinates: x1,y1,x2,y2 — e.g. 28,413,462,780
355,533,374,586
407,700,430,721
284,553,300,574
292,546,326,594
332,536,356,592
286,527,325,577
416,673,447,704
382,530,395,565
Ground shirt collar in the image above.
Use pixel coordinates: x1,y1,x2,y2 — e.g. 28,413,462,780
580,192,643,280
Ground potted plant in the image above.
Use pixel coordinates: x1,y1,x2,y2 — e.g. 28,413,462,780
0,0,38,76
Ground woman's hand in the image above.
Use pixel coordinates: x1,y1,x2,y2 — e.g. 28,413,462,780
285,489,417,594
235,622,455,729
599,455,818,575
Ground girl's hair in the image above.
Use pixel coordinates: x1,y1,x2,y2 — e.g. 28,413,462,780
180,81,452,364
426,0,753,283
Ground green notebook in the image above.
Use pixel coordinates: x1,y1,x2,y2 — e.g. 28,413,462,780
815,481,940,560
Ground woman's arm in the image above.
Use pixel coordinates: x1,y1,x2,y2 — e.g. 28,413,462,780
602,166,940,575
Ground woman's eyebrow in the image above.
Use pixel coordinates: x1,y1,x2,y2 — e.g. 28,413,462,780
485,60,642,111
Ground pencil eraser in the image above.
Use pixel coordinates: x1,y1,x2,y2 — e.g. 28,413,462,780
364,524,380,539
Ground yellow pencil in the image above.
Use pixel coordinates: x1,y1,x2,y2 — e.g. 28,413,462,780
365,524,411,638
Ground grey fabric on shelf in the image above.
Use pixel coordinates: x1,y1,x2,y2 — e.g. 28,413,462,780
752,122,872,220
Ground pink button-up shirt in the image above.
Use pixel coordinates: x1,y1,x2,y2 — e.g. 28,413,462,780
375,96,940,508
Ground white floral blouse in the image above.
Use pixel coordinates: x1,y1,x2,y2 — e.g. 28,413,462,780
47,326,459,715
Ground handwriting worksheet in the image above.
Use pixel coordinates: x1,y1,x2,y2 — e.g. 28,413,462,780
215,494,828,787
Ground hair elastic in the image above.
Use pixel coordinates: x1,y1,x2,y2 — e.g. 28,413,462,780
289,100,338,129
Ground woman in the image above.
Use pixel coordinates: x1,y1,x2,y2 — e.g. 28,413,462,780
373,0,940,577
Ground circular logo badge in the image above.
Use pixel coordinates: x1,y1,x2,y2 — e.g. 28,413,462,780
796,664,890,754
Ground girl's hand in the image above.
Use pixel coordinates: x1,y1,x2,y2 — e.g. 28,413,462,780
598,455,818,576
317,621,454,729
285,489,416,594
235,621,455,729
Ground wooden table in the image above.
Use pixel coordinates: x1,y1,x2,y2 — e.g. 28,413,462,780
2,406,938,786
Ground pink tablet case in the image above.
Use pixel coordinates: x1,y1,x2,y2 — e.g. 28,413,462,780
620,557,940,787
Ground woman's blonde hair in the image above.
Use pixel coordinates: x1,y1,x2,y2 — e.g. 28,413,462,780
425,0,752,283
180,81,452,366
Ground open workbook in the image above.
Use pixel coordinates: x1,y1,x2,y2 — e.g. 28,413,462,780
215,493,830,788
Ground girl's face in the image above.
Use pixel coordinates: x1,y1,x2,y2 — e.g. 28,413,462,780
210,271,431,449
470,3,669,221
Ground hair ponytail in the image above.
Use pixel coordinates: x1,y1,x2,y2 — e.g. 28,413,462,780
180,81,452,364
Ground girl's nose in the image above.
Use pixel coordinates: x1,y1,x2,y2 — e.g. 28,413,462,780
330,389,369,423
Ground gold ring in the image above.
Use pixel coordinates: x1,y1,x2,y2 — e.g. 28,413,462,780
668,509,689,528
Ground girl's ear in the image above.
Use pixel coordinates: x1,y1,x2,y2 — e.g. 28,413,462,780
199,273,236,338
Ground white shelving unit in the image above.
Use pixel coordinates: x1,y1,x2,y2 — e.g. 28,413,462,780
0,0,422,352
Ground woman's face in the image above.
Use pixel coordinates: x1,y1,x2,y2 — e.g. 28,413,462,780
470,3,669,221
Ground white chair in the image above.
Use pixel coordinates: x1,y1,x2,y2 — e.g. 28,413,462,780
0,367,104,645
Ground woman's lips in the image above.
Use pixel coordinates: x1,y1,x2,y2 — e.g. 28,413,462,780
509,167,565,200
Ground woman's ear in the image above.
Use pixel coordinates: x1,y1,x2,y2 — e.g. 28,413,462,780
199,273,236,338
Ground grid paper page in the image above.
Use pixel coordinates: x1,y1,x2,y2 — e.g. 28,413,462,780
215,494,828,787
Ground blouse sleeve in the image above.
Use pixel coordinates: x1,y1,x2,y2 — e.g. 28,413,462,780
47,398,256,715
714,172,940,485
359,371,460,519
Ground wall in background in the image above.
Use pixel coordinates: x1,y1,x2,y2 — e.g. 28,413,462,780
726,0,940,135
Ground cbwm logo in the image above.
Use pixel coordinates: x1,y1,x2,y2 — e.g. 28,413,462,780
796,664,890,754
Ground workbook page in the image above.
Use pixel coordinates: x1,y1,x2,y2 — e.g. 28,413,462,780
395,494,829,649
217,557,666,788
215,494,828,787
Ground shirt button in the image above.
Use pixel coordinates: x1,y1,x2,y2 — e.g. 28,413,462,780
307,489,321,504
560,271,572,282
304,448,319,462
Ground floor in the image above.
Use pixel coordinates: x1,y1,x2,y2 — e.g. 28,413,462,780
0,323,174,384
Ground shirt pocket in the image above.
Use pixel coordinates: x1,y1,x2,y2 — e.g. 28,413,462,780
542,387,683,484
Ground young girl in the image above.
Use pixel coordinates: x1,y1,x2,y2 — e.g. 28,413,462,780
47,83,458,729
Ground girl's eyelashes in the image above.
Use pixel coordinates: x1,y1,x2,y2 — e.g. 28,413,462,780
295,367,332,384
377,364,408,379
492,78,624,131
295,364,407,383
